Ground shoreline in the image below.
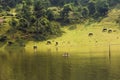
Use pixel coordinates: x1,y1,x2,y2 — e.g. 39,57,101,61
24,40,120,53
1,39,120,54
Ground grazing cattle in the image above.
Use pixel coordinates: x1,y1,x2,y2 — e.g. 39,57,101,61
33,46,37,50
102,28,107,32
33,45,37,52
88,33,93,37
55,42,58,46
108,30,112,33
8,41,13,46
47,41,51,45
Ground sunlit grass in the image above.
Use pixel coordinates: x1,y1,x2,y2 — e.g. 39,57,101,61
25,22,120,53
25,8,120,53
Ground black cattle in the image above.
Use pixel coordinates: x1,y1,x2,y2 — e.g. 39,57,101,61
102,28,107,32
47,41,51,45
55,42,58,46
33,46,37,50
108,30,112,33
88,33,93,37
8,41,14,46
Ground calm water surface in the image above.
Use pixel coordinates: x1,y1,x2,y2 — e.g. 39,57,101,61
0,50,120,80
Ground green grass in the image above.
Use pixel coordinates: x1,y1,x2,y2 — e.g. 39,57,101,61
25,23,120,53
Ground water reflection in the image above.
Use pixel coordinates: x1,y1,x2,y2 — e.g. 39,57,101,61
0,50,120,80
61,57,71,80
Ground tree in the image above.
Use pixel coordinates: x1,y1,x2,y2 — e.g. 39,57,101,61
82,7,89,18
109,0,120,6
60,4,73,23
46,9,55,20
0,5,2,12
33,17,49,34
96,0,109,16
32,17,62,40
34,1,46,18
61,4,73,17
1,0,21,8
20,4,32,21
80,0,89,6
49,0,66,6
25,0,33,6
49,21,61,35
9,18,18,29
8,18,18,39
18,18,30,33
88,0,96,16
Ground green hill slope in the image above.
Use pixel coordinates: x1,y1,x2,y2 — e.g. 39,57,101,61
24,8,120,53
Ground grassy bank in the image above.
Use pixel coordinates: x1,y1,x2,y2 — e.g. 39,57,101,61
25,24,120,53
25,9,120,53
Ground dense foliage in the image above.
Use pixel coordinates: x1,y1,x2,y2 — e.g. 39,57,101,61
0,0,120,42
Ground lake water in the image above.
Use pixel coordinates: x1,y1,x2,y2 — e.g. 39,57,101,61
0,49,120,80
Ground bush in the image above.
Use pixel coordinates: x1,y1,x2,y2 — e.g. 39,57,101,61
0,35,7,42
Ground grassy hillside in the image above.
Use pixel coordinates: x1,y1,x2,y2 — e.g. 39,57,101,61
25,9,120,53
